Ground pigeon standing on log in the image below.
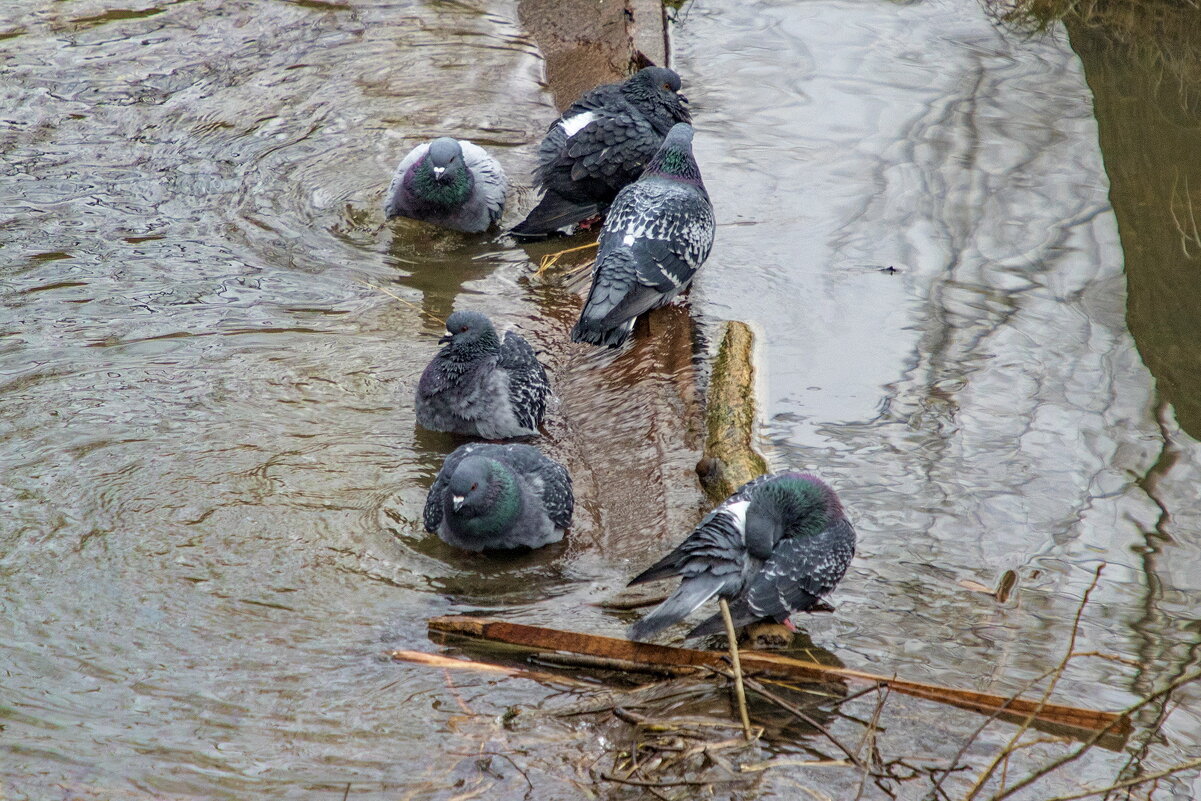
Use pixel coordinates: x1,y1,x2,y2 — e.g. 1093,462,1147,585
571,123,715,347
627,473,855,641
423,442,573,551
416,311,551,440
511,66,691,238
384,137,508,233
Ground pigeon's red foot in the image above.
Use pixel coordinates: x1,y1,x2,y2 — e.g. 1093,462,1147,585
576,214,604,231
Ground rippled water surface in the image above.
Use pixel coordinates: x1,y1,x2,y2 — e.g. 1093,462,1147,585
3,0,1201,798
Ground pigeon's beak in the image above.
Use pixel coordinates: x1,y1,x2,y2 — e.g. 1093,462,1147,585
678,93,690,106
438,333,453,344
451,494,466,512
433,166,446,179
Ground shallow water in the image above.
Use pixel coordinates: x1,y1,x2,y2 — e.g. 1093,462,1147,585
2,0,1201,798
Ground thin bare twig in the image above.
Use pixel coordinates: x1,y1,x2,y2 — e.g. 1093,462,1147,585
719,599,753,740
854,685,890,801
1042,756,1201,801
965,565,1105,800
353,279,443,325
599,772,741,787
984,666,1201,801
735,672,871,773
535,241,598,276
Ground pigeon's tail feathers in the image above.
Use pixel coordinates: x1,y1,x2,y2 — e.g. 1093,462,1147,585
510,192,598,238
571,249,647,347
628,576,725,642
627,552,684,587
570,314,635,348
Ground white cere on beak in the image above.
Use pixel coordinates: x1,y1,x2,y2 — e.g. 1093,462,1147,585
433,166,446,178
451,494,466,511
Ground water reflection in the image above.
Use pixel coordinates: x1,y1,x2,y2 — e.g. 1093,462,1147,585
6,0,1201,796
676,0,1201,793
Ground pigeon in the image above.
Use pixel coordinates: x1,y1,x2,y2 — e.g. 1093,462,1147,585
416,311,551,440
571,123,715,347
423,442,574,551
627,472,855,641
384,137,508,233
511,66,691,238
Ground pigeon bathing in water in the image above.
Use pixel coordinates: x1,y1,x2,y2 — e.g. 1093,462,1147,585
571,123,715,347
627,473,855,641
384,137,508,233
423,442,574,551
416,311,551,440
511,66,691,238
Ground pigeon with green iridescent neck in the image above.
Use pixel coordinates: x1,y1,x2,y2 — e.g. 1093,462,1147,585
416,310,551,440
511,66,691,238
627,472,855,641
571,123,714,347
384,137,508,233
423,442,573,551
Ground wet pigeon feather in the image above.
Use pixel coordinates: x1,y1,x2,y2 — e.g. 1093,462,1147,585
423,442,573,551
627,472,855,641
416,311,551,439
512,67,691,237
571,123,715,347
385,138,508,233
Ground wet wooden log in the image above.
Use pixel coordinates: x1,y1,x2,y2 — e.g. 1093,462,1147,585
698,321,769,502
427,615,1131,741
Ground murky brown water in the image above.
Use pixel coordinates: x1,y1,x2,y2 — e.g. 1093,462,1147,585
3,0,1200,798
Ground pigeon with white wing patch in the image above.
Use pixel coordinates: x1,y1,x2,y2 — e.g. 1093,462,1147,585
627,473,855,641
511,67,691,238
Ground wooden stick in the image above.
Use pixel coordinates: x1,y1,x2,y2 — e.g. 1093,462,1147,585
720,599,753,741
388,648,593,687
426,616,1130,741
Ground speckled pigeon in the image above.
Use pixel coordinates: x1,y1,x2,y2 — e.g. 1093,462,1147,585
627,472,855,641
384,137,508,233
423,442,574,551
416,311,551,440
571,123,714,347
511,66,691,238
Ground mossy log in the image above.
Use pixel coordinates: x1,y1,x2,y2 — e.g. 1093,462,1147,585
698,321,769,502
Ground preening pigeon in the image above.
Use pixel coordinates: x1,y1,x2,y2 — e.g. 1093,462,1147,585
511,66,691,238
571,123,715,347
384,137,508,233
416,311,551,440
423,442,574,551
627,472,855,641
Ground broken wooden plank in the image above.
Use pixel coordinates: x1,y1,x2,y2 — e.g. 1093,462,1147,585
427,615,1130,741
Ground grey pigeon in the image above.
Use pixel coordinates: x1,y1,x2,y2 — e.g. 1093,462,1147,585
627,472,855,641
423,442,574,551
511,66,691,238
384,137,508,233
571,123,714,347
416,310,551,439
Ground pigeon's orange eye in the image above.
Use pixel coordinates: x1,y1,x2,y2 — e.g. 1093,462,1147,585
460,325,469,332
662,82,671,90
470,483,478,492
